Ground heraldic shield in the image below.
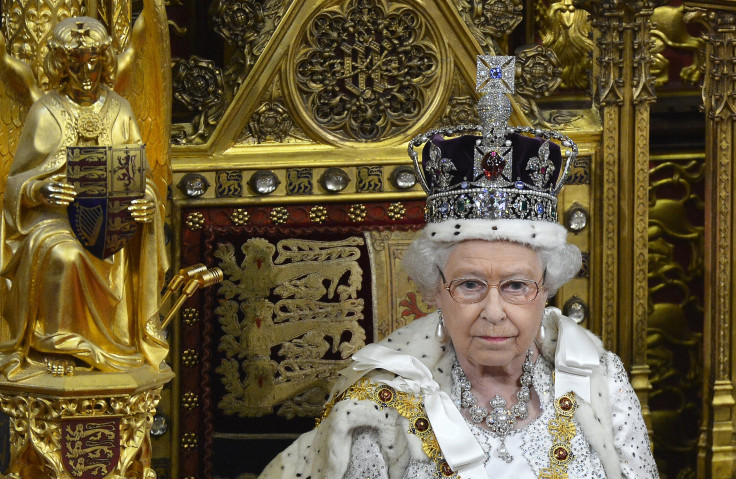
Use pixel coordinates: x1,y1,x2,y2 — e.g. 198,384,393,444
61,417,121,479
66,145,147,259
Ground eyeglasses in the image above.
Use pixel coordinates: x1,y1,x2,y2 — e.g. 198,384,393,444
438,267,547,305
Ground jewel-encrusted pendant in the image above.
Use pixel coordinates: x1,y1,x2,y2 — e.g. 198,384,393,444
486,395,516,435
453,348,535,464
496,442,513,463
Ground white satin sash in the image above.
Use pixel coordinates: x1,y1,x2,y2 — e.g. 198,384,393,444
346,344,489,479
554,314,599,403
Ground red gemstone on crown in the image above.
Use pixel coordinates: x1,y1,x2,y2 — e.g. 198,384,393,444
482,151,505,179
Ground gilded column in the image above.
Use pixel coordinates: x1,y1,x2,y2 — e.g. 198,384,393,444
576,0,657,429
682,3,736,477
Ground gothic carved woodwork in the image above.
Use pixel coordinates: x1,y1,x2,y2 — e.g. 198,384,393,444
212,0,289,92
538,0,593,90
514,43,563,125
648,157,704,478
246,101,293,144
171,0,291,144
455,0,524,52
681,3,736,477
236,72,310,144
576,0,658,435
437,71,480,127
650,5,705,86
171,56,226,145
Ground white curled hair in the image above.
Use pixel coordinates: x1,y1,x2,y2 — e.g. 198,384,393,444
402,231,582,303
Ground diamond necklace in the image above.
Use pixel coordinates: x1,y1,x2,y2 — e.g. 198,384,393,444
453,347,534,463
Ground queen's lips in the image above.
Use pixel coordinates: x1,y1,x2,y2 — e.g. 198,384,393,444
479,335,511,342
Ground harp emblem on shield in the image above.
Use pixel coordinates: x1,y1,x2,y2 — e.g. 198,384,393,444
66,145,147,259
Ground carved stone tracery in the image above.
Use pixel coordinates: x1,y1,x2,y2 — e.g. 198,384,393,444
171,0,291,144
455,0,523,52
294,0,440,141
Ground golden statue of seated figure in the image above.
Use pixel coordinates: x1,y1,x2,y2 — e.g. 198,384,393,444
0,17,169,380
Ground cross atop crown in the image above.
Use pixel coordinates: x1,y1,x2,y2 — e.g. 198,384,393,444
474,56,516,188
476,55,515,95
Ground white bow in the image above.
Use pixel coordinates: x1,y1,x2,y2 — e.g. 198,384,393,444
349,344,489,479
554,315,599,403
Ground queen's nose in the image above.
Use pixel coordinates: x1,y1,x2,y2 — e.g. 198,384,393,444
480,286,506,323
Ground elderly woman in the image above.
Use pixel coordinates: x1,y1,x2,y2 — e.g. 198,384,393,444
260,56,658,479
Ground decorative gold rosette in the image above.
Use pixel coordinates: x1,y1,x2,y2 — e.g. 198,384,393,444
76,110,103,139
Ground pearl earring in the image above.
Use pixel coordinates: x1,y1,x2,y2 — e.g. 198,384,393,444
538,322,546,343
435,308,447,342
538,308,550,342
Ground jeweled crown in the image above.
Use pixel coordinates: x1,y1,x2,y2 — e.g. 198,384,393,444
408,56,578,224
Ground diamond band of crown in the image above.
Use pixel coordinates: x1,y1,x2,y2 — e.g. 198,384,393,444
408,55,578,225
427,184,558,223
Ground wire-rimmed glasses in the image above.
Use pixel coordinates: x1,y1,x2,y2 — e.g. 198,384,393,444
438,268,547,305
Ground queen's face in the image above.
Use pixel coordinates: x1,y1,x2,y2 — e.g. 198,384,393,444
434,240,547,374
64,49,103,104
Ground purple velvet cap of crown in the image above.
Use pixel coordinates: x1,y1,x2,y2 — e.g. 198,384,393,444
420,133,563,193
417,132,569,249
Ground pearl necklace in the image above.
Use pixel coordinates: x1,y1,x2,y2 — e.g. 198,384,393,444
453,347,534,463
